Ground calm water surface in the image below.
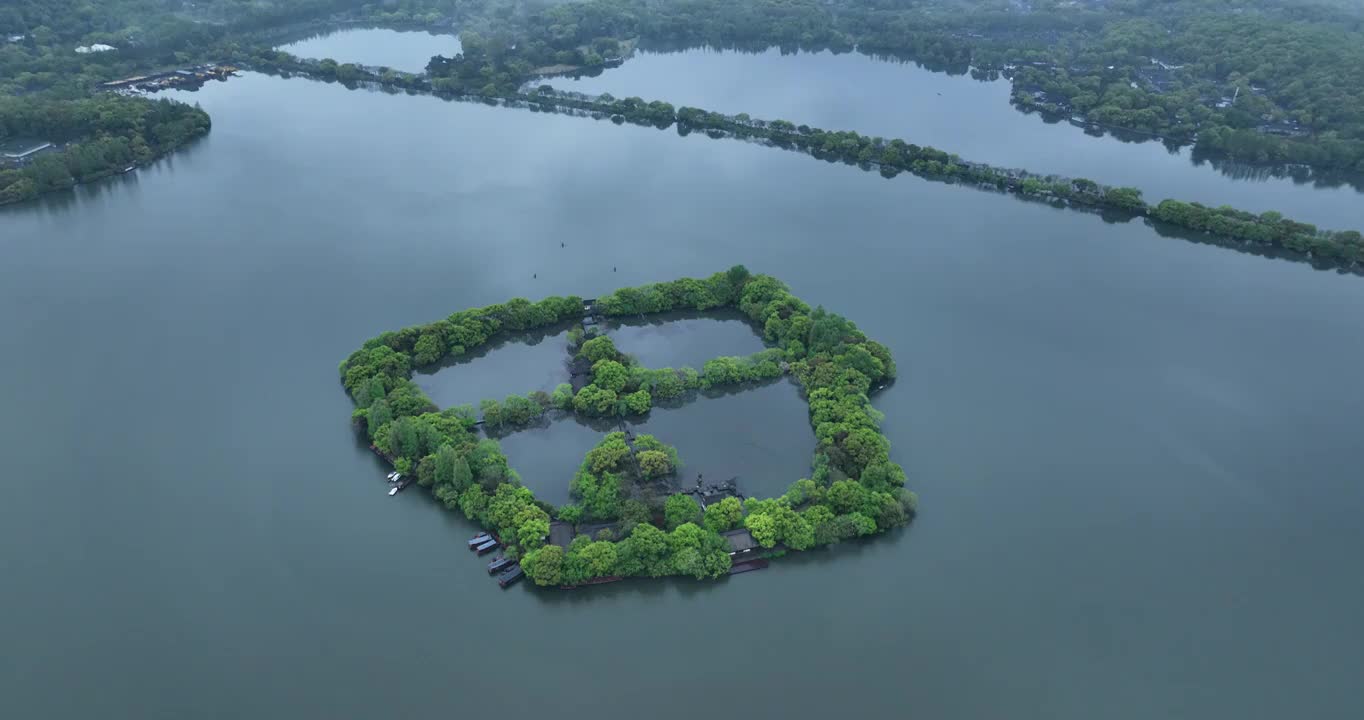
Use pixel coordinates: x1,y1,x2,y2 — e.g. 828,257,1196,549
493,418,603,506
625,380,815,499
605,310,766,368
495,380,811,506
2,72,1363,719
415,326,572,409
560,48,1363,230
278,27,461,73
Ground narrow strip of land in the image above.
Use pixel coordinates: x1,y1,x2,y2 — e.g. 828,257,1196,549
243,53,1364,275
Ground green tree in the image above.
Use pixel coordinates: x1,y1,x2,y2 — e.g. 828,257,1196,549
551,383,574,409
781,478,820,506
451,455,473,492
579,540,618,578
518,515,551,549
623,388,652,414
703,496,743,533
583,435,631,473
366,399,393,438
572,471,622,521
781,510,815,550
745,512,778,548
619,499,652,531
592,360,629,392
667,523,731,579
848,512,877,536
480,398,504,428
573,384,618,416
521,545,564,587
1103,186,1146,211
664,494,701,530
616,522,671,577
503,394,543,425
412,333,443,365
579,335,619,363
637,449,672,478
562,535,592,585
458,485,490,521
827,479,869,515
433,444,458,487
840,427,890,475
859,461,906,493
416,454,437,487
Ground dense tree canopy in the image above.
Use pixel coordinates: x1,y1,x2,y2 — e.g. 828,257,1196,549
341,269,916,589
0,94,209,204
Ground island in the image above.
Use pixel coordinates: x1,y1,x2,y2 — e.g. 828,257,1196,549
339,267,915,587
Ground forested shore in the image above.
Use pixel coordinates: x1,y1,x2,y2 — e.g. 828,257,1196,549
0,95,209,205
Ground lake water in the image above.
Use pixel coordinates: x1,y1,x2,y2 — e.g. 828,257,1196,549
415,326,573,409
494,379,811,505
277,27,461,73
625,379,815,499
493,418,604,506
3,69,1364,720
605,310,767,368
559,48,1364,230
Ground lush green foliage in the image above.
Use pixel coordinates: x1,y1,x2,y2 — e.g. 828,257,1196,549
0,95,209,204
703,496,744,533
341,269,914,589
569,433,636,521
664,494,701,530
1150,200,1363,263
478,392,548,431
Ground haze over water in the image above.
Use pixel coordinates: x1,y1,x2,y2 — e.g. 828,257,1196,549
2,31,1363,720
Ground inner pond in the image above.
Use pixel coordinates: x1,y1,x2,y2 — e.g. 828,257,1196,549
277,27,462,73
494,379,815,505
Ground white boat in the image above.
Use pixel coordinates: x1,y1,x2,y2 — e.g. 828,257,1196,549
390,473,402,483
387,471,399,481
388,487,398,496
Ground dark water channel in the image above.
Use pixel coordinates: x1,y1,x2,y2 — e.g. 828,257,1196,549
2,69,1363,720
